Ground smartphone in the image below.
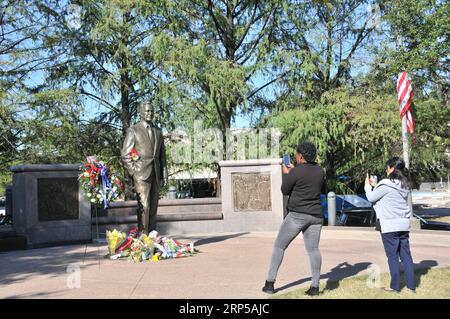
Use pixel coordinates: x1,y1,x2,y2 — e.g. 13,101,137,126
367,170,378,184
372,175,378,184
283,154,291,166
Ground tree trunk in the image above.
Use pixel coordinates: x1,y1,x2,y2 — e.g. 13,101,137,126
120,50,134,200
120,94,134,200
217,101,233,198
325,3,334,90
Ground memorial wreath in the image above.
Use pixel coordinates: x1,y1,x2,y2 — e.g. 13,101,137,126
78,156,124,209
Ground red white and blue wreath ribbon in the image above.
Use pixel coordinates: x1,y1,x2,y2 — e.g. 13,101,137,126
98,162,115,209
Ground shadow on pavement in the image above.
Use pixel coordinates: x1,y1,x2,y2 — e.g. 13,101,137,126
4,290,66,299
0,243,104,286
189,232,250,247
275,261,371,293
276,259,440,294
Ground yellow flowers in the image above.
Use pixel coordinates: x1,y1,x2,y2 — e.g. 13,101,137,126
106,229,127,256
142,234,154,247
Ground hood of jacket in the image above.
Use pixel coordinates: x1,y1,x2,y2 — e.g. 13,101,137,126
375,178,410,198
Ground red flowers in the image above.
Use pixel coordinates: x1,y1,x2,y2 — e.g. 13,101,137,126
129,148,140,161
116,227,139,252
79,156,124,206
84,163,100,187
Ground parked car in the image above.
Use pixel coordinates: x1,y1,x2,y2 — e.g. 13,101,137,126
320,193,450,230
321,194,376,226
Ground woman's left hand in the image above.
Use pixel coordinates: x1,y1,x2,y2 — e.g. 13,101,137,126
365,174,377,187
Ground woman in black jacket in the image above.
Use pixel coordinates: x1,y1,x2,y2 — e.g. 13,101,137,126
262,142,325,296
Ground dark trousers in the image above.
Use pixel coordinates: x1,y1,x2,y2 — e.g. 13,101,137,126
381,231,416,291
134,171,160,234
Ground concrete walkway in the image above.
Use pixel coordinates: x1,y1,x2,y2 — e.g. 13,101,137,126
0,228,449,299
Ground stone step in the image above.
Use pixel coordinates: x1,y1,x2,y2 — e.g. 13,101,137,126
0,225,16,239
104,199,223,217
103,204,223,217
93,211,223,225
0,235,27,252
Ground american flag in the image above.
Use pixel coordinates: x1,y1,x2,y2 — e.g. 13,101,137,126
397,71,415,134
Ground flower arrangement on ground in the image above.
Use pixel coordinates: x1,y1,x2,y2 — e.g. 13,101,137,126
106,227,197,262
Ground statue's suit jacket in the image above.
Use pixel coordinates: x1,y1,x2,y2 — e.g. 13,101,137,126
121,121,167,184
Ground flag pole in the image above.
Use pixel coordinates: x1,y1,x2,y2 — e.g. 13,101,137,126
402,116,409,167
402,113,414,217
396,11,414,219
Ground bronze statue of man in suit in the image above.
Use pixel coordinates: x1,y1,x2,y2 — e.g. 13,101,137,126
121,102,168,234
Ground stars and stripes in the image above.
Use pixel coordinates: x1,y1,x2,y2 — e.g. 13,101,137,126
397,71,415,134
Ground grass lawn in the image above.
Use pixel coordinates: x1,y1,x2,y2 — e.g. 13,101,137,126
273,267,450,299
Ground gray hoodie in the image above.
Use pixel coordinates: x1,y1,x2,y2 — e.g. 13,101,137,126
364,179,411,233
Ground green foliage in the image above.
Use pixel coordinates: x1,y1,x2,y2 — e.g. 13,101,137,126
371,0,449,103
151,34,249,129
0,87,121,196
385,0,449,74
266,88,449,193
410,98,450,181
151,0,283,132
274,0,383,99
1,0,448,197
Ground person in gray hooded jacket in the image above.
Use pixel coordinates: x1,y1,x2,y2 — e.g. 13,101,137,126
365,157,416,293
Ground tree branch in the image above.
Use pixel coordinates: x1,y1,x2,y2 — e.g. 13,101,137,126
79,89,119,114
207,0,226,46
246,70,290,101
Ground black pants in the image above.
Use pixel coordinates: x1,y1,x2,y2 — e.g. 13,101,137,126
381,231,416,291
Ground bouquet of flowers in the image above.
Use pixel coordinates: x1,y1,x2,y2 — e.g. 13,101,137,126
128,234,155,262
106,229,127,256
106,228,197,262
129,148,140,161
149,230,195,260
79,156,124,208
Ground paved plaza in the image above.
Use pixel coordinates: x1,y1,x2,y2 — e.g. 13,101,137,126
1,227,449,299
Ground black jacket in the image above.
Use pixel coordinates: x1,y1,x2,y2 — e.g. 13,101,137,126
281,162,326,217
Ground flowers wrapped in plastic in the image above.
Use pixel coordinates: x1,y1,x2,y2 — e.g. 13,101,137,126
106,229,127,255
128,234,155,262
106,228,196,262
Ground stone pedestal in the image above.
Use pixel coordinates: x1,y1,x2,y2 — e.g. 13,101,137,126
218,159,285,232
11,164,91,248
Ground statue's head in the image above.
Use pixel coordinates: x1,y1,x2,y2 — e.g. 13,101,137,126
139,101,152,123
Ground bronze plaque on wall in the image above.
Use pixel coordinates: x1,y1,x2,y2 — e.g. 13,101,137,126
232,173,272,212
38,178,79,221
